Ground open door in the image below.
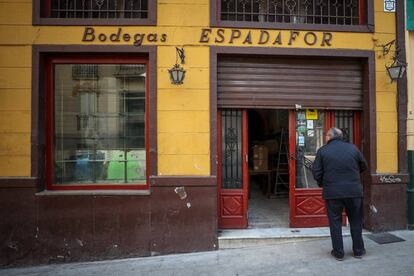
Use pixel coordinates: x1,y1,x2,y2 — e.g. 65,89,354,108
289,110,360,227
218,109,249,229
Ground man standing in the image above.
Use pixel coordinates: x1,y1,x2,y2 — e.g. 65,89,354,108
312,127,367,261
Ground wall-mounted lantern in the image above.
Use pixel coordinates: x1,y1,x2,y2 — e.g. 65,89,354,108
382,39,408,82
386,58,408,83
168,47,186,85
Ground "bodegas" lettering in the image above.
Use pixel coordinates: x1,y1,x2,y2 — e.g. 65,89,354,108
82,27,167,46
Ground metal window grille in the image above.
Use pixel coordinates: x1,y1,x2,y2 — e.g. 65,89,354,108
72,65,99,80
50,0,148,19
334,110,354,143
220,0,360,25
115,65,146,77
221,109,243,189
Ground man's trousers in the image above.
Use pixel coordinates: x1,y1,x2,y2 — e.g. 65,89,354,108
326,197,365,257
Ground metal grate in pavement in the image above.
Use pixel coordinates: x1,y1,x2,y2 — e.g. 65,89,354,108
367,232,405,244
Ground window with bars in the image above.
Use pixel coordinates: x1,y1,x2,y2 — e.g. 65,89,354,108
47,0,148,19
35,0,155,25
219,0,364,26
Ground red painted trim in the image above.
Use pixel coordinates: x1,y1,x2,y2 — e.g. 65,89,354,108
217,110,223,226
327,111,334,142
44,0,51,17
242,110,248,228
294,188,323,195
46,56,149,191
359,0,366,25
49,56,148,64
290,217,329,228
145,59,150,189
289,111,296,227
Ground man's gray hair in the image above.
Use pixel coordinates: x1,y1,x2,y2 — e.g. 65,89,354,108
327,127,343,140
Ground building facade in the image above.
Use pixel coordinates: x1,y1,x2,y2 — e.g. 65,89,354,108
0,0,409,266
406,0,414,230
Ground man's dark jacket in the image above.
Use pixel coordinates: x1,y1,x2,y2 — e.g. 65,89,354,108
312,137,367,199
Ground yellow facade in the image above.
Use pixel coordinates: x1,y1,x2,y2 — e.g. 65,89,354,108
0,0,400,176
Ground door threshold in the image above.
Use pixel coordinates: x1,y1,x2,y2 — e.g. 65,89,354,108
218,227,370,249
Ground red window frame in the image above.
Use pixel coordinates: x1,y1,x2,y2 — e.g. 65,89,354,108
45,56,150,190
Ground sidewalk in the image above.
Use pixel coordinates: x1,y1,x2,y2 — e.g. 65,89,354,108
2,230,414,276
218,226,361,248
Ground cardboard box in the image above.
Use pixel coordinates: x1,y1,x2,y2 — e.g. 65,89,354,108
252,145,268,171
253,158,268,171
252,145,269,160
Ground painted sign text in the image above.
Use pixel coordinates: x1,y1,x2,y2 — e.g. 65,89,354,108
199,28,333,47
82,27,167,46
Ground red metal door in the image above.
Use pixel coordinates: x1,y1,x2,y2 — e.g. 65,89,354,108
218,109,249,229
289,110,360,227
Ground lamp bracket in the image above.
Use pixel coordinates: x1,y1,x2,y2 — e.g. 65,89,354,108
381,39,396,56
176,47,185,64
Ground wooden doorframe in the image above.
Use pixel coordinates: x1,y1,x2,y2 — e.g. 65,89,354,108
288,111,296,227
217,109,249,229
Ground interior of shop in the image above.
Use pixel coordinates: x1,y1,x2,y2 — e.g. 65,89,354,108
248,109,290,228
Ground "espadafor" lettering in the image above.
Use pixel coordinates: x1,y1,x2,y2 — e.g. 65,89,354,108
199,28,333,47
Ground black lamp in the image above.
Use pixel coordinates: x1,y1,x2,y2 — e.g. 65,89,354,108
381,39,408,82
168,47,186,85
386,58,407,83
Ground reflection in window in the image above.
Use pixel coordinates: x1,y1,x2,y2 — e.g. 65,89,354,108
221,109,243,189
53,64,146,185
49,0,148,19
220,0,361,25
335,111,354,143
295,111,324,188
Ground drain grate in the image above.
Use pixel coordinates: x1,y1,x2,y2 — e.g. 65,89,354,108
367,232,405,244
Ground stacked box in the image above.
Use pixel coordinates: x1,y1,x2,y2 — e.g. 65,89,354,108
252,145,268,171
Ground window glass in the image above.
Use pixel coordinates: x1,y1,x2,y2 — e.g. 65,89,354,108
49,0,148,19
295,110,325,188
334,111,354,143
220,0,361,25
53,63,146,185
221,109,243,189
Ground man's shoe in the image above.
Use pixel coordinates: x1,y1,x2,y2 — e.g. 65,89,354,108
353,249,366,259
331,250,344,261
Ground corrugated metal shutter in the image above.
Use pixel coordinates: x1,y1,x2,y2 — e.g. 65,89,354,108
217,56,363,110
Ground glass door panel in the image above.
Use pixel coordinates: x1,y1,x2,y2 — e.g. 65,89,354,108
221,109,243,189
295,110,325,188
